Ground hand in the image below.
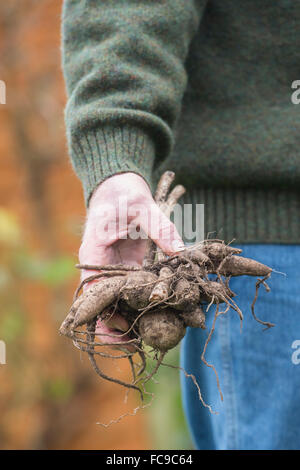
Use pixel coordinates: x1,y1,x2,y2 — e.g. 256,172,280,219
79,172,184,350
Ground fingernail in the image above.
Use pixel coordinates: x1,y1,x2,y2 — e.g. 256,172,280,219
172,240,185,252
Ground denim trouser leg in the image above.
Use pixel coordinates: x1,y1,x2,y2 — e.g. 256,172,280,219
180,245,300,450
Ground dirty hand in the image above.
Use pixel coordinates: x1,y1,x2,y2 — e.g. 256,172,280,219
78,172,184,350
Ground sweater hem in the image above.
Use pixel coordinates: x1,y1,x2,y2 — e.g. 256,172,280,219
179,187,300,244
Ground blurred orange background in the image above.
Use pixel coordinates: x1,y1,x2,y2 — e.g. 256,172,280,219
0,0,192,450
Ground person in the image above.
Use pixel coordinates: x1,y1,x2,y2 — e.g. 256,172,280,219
61,0,300,450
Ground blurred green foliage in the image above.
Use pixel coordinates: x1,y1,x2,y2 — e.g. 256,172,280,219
13,250,76,287
0,207,76,402
146,346,193,450
42,377,74,403
0,207,76,287
0,309,25,344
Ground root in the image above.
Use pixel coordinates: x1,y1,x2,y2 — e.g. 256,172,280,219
251,274,275,329
96,383,155,428
139,351,166,386
160,361,217,415
128,355,137,383
201,303,227,402
149,267,173,302
76,263,141,272
137,350,147,376
143,171,181,267
86,320,144,401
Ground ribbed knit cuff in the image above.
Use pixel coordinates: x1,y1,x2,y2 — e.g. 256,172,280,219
70,125,156,205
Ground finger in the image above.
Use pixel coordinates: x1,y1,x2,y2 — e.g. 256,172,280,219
95,316,136,352
138,202,185,256
103,313,129,332
111,238,148,266
78,241,113,283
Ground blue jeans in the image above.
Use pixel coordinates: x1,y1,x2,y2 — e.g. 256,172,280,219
180,245,300,450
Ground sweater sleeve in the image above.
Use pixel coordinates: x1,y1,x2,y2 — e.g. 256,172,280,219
62,0,208,204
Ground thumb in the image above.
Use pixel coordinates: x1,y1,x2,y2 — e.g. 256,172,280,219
139,202,185,256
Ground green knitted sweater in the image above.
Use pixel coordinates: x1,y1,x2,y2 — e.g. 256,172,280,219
62,0,300,244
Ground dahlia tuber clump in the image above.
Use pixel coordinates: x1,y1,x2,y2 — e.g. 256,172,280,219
59,171,274,414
